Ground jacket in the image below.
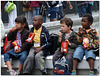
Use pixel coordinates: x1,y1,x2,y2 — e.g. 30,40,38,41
57,30,78,54
30,26,51,56
7,28,30,52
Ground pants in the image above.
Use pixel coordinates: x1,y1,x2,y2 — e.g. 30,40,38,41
8,4,17,29
53,50,73,73
4,49,28,64
33,7,40,18
23,48,45,74
25,11,33,25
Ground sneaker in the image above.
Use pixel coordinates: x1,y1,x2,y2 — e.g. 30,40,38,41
42,71,47,75
16,70,20,75
71,70,76,75
7,69,17,75
89,71,94,75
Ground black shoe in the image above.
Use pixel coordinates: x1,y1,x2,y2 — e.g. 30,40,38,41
42,72,47,75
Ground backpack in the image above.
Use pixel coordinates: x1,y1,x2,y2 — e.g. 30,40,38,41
53,56,70,75
49,33,59,55
48,1,59,7
4,1,15,13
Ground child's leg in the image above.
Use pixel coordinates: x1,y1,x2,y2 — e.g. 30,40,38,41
72,45,84,75
65,53,73,73
23,48,35,74
52,50,63,66
85,49,96,75
88,58,94,69
35,51,47,74
5,61,12,70
18,64,23,72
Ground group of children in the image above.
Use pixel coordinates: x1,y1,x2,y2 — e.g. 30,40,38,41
3,14,99,75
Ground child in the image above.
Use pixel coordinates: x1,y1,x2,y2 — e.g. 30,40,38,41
71,14,99,75
53,17,78,74
23,15,51,75
4,16,30,75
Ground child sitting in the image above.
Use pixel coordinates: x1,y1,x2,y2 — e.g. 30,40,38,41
71,14,99,75
23,15,51,75
53,17,79,74
4,16,30,75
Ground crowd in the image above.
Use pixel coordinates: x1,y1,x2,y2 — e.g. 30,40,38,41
1,1,99,75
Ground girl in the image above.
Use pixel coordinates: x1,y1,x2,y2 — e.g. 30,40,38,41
4,16,30,75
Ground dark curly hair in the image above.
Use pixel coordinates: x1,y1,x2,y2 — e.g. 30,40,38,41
83,14,93,24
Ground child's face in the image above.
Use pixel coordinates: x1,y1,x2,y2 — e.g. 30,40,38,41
81,17,91,29
61,23,71,33
33,17,40,27
15,22,24,29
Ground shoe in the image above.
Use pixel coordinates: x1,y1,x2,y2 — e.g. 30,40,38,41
42,71,47,75
89,71,94,75
16,70,20,75
71,70,76,75
7,69,17,75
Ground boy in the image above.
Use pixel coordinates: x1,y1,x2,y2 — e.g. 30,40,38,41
71,14,99,75
23,15,51,75
53,17,78,74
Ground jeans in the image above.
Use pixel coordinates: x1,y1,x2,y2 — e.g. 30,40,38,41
33,7,40,18
73,45,96,62
77,4,88,17
4,49,28,64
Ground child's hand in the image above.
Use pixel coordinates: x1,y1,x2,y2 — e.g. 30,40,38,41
58,32,62,42
12,26,17,32
35,47,43,53
79,27,83,34
65,39,71,46
15,49,21,53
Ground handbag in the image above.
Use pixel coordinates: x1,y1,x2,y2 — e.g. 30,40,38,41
4,1,15,13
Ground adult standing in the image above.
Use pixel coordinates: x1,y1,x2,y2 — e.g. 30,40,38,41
30,1,42,18
77,1,88,17
47,1,59,21
21,1,33,25
7,2,17,29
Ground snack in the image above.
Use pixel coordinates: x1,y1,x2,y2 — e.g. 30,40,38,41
83,37,89,49
12,40,20,52
26,33,35,43
61,41,69,53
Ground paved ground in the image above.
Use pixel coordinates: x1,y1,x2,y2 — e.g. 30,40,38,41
3,11,99,29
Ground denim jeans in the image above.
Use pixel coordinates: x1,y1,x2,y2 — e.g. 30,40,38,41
77,4,88,17
4,49,28,64
33,7,40,18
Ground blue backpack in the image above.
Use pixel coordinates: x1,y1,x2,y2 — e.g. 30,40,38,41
53,56,70,75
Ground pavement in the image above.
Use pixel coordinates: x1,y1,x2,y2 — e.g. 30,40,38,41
3,11,99,34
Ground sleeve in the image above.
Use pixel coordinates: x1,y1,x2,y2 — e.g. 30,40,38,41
90,29,99,49
21,31,33,52
41,30,51,50
7,30,17,41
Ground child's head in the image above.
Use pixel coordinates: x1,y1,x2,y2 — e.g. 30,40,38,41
60,17,73,33
15,16,29,30
81,14,93,29
33,15,43,28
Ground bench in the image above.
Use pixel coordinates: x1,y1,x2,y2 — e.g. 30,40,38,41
1,55,99,75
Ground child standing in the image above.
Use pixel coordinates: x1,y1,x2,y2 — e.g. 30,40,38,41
23,15,51,75
71,14,99,75
4,16,30,75
53,17,78,74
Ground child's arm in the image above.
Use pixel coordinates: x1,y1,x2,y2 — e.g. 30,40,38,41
88,29,99,49
7,27,18,41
